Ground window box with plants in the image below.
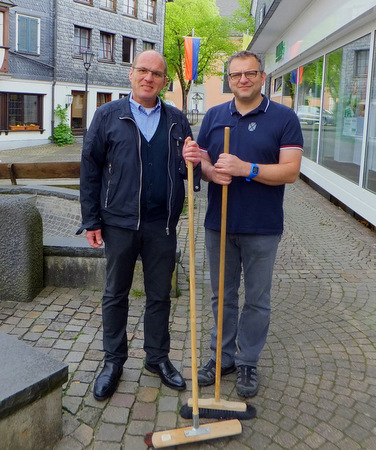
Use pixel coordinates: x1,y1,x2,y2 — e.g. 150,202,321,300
25,124,40,130
9,125,25,130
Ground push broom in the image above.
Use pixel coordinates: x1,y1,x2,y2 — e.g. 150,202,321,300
144,155,242,448
180,127,256,421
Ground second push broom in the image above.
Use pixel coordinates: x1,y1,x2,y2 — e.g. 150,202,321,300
180,127,256,421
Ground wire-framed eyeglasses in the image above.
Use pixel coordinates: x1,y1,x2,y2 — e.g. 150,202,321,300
132,66,166,79
228,70,262,81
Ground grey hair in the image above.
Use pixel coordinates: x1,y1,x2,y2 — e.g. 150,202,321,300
227,51,264,74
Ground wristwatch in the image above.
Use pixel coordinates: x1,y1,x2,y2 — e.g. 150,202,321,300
245,163,259,181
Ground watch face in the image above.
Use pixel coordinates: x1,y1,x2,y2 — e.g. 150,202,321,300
252,165,259,174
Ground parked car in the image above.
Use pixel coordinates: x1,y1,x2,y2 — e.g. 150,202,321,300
297,105,335,125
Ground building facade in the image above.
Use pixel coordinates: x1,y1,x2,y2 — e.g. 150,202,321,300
249,0,376,228
0,0,167,150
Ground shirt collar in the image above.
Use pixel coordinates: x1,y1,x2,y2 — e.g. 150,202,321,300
129,92,161,114
229,94,269,116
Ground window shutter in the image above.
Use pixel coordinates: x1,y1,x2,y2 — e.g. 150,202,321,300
29,18,38,53
18,16,28,52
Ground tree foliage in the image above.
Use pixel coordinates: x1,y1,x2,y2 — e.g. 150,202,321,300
229,0,255,35
50,105,75,146
164,0,239,111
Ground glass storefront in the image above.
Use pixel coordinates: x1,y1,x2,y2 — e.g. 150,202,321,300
296,57,323,162
319,35,370,185
270,33,376,195
364,35,376,194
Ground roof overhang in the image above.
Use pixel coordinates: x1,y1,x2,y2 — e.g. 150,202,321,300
248,0,313,54
0,0,16,7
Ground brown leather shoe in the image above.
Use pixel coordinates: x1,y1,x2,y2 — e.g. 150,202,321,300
145,359,186,391
93,362,123,401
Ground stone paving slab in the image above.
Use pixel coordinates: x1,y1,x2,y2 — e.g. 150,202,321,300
0,142,376,448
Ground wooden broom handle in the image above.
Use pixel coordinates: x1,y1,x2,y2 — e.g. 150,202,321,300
187,160,199,417
215,127,230,403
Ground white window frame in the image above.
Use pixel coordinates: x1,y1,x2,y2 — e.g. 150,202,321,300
99,32,114,61
123,0,137,16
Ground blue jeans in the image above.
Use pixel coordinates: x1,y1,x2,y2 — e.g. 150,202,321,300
205,229,281,367
101,222,177,366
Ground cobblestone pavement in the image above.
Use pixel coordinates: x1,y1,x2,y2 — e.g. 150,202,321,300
0,142,376,449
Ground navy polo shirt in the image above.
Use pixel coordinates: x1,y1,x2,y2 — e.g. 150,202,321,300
197,95,303,235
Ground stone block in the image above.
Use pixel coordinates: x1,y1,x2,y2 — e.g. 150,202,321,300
0,331,68,449
0,195,43,302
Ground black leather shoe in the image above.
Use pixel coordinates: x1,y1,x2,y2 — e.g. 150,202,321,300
145,359,186,391
93,362,123,401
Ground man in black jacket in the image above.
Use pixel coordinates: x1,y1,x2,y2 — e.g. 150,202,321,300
78,50,201,400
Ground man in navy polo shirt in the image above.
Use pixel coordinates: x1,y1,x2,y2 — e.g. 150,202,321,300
197,50,303,398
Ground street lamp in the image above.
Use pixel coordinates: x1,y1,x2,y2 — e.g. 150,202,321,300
65,94,73,108
82,50,95,136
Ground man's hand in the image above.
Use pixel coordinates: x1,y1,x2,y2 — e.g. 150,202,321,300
85,229,103,248
214,153,248,177
183,137,201,167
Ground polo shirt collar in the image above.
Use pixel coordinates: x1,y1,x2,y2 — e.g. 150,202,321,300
229,94,270,116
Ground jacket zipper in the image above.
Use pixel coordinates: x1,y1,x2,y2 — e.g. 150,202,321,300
104,163,112,208
118,115,143,231
166,122,178,235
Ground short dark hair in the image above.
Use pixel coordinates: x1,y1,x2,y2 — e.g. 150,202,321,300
227,51,264,74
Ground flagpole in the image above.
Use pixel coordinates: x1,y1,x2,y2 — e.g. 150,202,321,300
188,29,194,115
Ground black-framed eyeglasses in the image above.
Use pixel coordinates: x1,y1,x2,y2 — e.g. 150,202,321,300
228,70,262,81
132,66,166,79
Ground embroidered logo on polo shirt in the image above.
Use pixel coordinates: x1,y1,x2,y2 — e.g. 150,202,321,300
248,122,257,132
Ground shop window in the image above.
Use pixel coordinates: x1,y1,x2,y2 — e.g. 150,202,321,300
295,57,323,162
17,14,39,54
124,0,137,16
74,26,91,56
122,37,135,64
270,76,282,103
319,35,370,185
97,93,112,108
364,36,376,194
0,93,43,131
99,32,114,61
281,72,295,109
144,0,156,22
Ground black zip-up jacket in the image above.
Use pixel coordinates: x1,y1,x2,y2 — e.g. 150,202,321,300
77,96,200,235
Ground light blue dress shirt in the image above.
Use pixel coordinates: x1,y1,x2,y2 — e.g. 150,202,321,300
129,92,162,142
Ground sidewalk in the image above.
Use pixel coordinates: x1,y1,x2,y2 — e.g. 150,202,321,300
0,143,376,449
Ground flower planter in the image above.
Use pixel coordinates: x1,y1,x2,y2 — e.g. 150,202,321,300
9,125,25,130
25,126,40,130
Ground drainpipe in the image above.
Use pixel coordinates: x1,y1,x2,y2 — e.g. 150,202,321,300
51,0,57,138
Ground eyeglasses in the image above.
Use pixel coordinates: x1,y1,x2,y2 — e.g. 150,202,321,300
228,70,262,81
132,66,166,79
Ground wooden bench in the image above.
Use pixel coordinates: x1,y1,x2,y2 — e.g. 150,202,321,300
0,161,81,184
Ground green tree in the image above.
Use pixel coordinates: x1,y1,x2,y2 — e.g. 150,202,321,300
164,0,239,112
229,0,255,35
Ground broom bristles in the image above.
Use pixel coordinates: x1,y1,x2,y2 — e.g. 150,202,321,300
180,403,256,421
